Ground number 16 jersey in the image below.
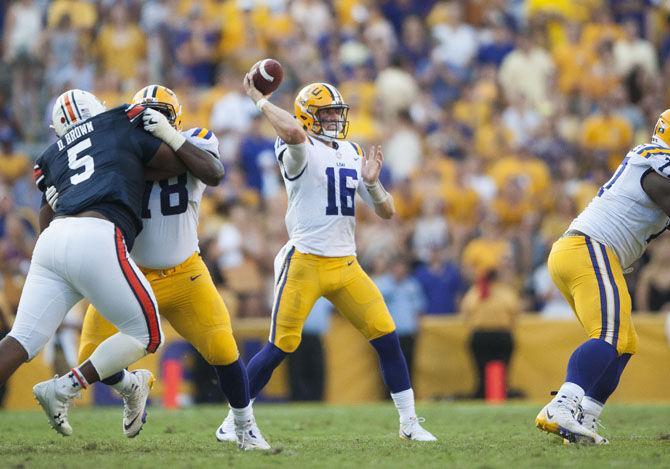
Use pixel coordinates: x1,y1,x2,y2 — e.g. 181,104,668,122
276,136,375,257
131,128,219,269
569,143,670,269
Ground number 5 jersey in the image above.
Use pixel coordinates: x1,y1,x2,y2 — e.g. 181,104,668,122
275,136,375,257
569,143,670,269
131,127,219,269
34,104,162,250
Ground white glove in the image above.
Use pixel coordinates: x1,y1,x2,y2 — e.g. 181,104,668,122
45,185,59,210
142,108,186,151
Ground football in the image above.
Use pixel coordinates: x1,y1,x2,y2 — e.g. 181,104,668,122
252,58,284,95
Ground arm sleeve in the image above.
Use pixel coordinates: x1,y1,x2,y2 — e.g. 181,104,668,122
275,137,307,179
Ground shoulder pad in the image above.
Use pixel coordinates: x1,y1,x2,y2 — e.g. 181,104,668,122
348,141,365,157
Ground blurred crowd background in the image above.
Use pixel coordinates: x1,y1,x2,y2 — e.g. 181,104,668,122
3,0,670,348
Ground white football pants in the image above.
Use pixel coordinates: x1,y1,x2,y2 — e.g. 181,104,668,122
9,217,163,360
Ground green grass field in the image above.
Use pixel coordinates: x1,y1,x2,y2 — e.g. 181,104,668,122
1,402,669,468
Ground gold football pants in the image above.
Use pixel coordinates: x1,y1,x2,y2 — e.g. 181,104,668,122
548,235,638,355
78,252,239,365
270,247,396,352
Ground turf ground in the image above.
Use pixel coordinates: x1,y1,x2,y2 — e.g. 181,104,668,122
1,402,669,468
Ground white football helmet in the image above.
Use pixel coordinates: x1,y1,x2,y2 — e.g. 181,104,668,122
51,89,106,137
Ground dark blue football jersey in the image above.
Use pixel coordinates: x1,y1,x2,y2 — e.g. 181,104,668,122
34,104,163,249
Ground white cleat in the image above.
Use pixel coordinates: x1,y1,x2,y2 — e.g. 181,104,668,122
399,416,437,441
535,401,606,445
237,417,271,451
33,376,77,436
565,406,609,445
215,408,237,442
121,370,155,438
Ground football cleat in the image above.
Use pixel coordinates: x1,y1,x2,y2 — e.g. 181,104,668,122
399,416,438,442
120,370,155,438
564,405,609,445
535,401,606,445
33,376,77,436
215,408,237,442
236,417,271,451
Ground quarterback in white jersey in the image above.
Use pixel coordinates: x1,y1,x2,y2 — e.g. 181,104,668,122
215,75,436,442
77,85,270,450
276,133,376,257
535,110,670,445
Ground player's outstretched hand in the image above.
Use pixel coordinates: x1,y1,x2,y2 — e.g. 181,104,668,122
142,108,185,151
362,145,384,184
243,71,269,104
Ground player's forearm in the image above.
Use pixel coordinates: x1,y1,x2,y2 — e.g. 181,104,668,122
258,100,305,145
373,194,395,219
365,179,395,219
174,140,225,186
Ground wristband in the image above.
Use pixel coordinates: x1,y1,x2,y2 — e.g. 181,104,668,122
256,98,269,112
365,179,389,204
165,131,186,152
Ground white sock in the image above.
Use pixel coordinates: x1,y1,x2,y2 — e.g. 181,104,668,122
231,403,254,425
581,396,604,418
108,370,134,395
553,382,585,410
391,388,416,422
56,368,88,397
88,333,147,380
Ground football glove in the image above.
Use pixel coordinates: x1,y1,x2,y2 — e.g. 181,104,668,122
142,108,185,151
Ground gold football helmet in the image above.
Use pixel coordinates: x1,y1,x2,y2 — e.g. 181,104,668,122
294,83,349,140
653,109,670,147
132,84,182,130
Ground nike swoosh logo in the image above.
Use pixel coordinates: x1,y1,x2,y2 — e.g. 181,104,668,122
401,430,412,439
190,274,202,281
347,260,354,266
546,410,554,420
124,413,141,431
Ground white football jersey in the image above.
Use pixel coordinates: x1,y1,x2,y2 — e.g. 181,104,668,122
276,136,374,257
570,143,670,269
131,128,219,269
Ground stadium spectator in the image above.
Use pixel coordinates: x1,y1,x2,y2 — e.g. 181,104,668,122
374,256,426,376
461,261,520,399
635,234,670,313
498,31,555,113
0,134,29,185
613,19,658,78
238,112,279,199
95,3,146,84
3,0,43,63
414,247,464,315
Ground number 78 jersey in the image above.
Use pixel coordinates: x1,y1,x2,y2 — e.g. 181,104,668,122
131,128,219,269
276,136,375,257
570,143,670,269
